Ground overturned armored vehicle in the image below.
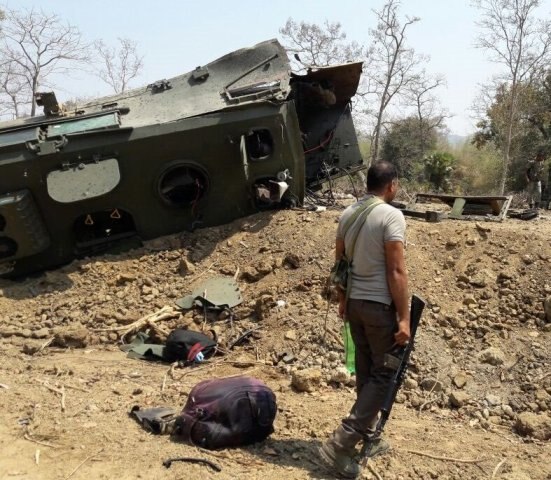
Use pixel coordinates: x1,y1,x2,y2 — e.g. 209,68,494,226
0,39,363,277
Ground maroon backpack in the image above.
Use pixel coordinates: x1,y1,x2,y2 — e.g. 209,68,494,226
173,376,277,449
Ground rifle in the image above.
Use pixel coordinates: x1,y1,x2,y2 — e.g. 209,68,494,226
359,294,426,465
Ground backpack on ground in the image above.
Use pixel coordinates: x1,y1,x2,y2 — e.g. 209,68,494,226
163,328,217,363
173,376,277,449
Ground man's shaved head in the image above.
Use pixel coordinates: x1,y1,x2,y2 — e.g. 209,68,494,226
367,161,398,192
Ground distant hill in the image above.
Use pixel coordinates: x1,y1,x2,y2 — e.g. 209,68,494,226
447,134,470,146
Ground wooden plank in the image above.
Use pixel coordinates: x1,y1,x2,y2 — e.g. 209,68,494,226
401,209,446,222
496,195,513,221
401,209,427,219
416,193,509,203
449,198,466,218
413,193,512,221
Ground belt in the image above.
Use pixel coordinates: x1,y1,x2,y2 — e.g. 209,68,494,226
352,299,396,311
363,299,386,305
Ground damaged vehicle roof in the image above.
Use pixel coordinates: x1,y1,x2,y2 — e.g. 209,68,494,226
0,39,364,277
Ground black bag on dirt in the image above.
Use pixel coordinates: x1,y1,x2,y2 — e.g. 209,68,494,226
130,406,177,434
163,329,217,363
173,376,277,449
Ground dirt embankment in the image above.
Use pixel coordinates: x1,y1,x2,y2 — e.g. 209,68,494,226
0,207,550,479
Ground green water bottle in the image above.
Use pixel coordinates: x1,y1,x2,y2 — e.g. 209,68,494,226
343,322,356,374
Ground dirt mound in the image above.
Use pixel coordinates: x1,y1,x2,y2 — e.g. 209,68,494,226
0,207,550,479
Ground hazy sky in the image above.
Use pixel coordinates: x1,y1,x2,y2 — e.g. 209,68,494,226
6,0,551,135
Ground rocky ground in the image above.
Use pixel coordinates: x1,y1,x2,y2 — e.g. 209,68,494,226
0,200,550,480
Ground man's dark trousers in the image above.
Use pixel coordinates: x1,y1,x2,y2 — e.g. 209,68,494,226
333,298,397,449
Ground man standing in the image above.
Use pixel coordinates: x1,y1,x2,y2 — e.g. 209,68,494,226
319,161,410,479
526,151,546,209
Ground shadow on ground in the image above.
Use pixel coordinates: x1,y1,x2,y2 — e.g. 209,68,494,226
0,210,279,300
247,437,335,479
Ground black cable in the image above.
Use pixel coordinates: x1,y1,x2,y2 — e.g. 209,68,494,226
322,162,336,203
342,168,360,201
305,188,335,207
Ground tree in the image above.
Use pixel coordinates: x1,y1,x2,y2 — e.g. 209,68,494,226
366,0,423,165
380,116,439,179
473,78,549,190
423,152,455,192
0,8,89,116
0,59,30,118
407,73,449,158
279,18,363,71
474,0,551,193
95,37,144,94
453,141,502,194
525,71,551,143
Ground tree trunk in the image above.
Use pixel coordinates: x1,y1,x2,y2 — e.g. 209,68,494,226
11,95,19,119
500,126,513,194
370,93,388,166
419,119,426,160
30,75,39,117
370,116,383,166
500,82,518,194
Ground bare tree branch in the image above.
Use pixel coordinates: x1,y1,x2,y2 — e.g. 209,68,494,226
279,18,363,71
0,8,90,116
474,0,551,193
365,0,423,165
0,59,31,118
405,73,450,156
94,37,144,94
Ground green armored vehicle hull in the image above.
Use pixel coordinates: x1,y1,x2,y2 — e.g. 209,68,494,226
0,39,363,277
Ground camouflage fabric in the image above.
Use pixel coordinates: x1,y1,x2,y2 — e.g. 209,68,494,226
527,160,545,182
527,180,542,205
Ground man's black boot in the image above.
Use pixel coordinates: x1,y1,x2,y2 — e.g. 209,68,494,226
318,428,361,479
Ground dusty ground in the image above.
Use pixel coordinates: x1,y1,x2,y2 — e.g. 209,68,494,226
0,202,550,480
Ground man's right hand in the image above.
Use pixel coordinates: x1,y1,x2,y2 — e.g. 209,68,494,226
338,293,346,319
394,318,411,345
337,288,346,318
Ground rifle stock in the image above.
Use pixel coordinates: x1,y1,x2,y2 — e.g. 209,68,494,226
359,294,426,465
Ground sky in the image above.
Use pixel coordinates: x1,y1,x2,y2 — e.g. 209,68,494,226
5,0,551,135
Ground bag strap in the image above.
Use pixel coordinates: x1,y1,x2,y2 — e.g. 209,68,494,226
344,197,384,260
341,196,376,238
247,390,272,427
343,197,383,307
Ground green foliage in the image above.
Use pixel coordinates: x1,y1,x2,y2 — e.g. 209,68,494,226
358,137,371,161
423,152,455,192
452,141,502,194
525,72,551,150
380,116,439,179
473,73,551,190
